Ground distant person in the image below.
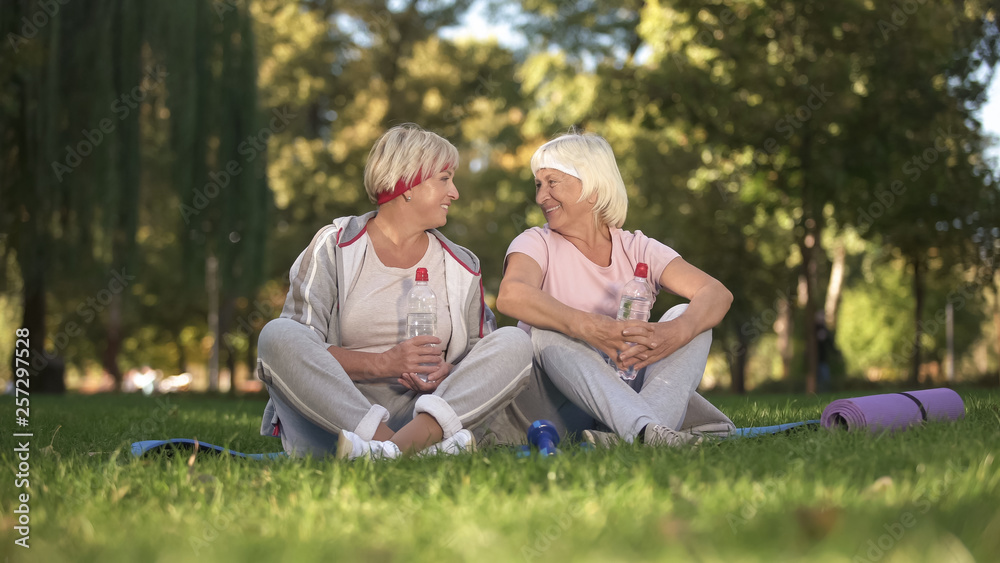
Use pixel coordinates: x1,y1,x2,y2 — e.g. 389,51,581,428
256,124,532,459
494,132,736,447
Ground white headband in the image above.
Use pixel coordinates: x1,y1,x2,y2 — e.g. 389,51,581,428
534,145,580,180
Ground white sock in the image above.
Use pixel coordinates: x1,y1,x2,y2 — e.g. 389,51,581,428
417,429,475,457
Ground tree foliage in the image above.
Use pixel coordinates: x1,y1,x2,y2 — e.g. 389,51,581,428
2,0,999,392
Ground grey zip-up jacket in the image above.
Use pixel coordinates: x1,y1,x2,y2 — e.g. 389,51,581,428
277,211,496,363
258,212,497,439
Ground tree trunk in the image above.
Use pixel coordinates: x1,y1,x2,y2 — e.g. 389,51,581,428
803,287,819,394
729,332,749,394
102,292,124,391
994,282,1000,385
20,272,61,393
910,255,925,384
797,127,819,394
18,4,63,394
825,242,846,330
177,335,188,375
776,296,793,381
102,0,143,393
246,326,258,392
799,233,820,394
207,254,220,391
221,294,236,394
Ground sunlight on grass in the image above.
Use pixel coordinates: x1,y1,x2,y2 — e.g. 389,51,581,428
1,390,998,562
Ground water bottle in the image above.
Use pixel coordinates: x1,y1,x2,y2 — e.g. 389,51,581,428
613,262,653,381
527,419,561,456
406,267,437,381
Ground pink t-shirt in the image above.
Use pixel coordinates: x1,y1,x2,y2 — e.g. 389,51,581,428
505,225,681,330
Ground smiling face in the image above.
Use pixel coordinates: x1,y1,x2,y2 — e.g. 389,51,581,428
529,133,630,229
534,168,595,232
409,168,459,229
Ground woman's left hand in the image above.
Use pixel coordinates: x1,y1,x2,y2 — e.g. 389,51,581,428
399,362,452,393
616,319,695,371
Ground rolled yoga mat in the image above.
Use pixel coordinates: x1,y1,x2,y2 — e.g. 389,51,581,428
820,388,964,432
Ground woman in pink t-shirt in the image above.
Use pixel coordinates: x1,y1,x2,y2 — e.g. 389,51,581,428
495,132,736,447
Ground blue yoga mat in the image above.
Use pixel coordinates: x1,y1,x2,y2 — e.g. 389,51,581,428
731,420,821,438
130,439,286,460
130,422,819,460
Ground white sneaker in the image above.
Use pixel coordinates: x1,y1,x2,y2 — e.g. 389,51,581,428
418,429,477,456
643,425,703,448
336,429,401,460
582,429,622,448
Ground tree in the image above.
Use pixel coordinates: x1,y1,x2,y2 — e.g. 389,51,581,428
843,1,1000,383
1,0,268,391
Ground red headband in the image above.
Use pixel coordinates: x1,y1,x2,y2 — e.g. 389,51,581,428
376,166,450,205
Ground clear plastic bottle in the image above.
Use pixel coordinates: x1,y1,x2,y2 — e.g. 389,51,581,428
406,267,437,381
613,263,653,381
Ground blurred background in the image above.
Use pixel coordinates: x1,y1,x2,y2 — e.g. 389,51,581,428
2,0,999,397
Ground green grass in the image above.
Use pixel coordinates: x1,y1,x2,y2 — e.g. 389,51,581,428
1,390,999,562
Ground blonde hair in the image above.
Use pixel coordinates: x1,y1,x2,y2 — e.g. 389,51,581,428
530,132,628,228
364,124,460,204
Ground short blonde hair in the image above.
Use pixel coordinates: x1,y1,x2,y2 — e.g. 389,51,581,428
530,132,628,228
364,124,460,204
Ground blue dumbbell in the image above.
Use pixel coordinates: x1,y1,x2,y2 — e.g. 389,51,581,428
527,419,560,456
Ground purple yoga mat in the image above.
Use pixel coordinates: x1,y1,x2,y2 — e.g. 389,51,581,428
820,388,965,432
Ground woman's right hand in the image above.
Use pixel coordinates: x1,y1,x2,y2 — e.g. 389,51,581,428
379,336,443,378
576,313,635,369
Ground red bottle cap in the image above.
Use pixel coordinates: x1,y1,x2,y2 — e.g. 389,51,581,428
634,263,648,278
415,267,429,282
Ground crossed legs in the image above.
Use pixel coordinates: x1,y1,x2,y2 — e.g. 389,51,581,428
257,318,532,456
529,304,711,442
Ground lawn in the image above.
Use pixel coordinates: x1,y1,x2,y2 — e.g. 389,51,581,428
1,389,998,562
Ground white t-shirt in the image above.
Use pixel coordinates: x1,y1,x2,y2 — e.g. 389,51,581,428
340,233,452,354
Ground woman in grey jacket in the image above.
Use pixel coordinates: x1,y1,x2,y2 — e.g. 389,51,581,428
256,124,532,459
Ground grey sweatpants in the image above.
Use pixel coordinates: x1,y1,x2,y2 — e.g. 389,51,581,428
256,317,532,457
481,304,730,444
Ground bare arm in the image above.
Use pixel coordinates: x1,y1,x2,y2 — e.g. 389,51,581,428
496,252,637,361
326,336,445,383
619,258,733,370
